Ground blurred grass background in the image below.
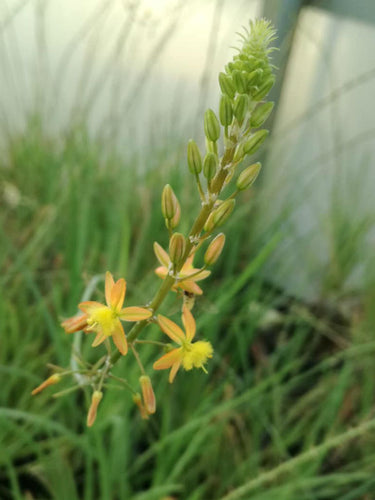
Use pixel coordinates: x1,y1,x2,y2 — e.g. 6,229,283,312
1,1,375,499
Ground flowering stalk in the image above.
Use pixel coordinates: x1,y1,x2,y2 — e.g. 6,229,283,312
32,19,277,426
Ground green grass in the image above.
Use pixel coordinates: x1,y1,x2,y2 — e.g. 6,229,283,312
1,116,375,500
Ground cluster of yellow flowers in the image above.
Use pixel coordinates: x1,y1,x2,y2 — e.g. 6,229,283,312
32,19,277,426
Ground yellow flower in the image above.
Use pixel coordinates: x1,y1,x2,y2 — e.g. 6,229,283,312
153,306,213,383
153,242,210,295
61,272,152,355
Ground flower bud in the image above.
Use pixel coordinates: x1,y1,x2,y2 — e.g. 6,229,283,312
204,109,220,142
252,76,275,101
204,199,235,232
236,163,261,191
187,139,202,175
232,70,247,94
247,68,263,86
169,233,186,266
139,375,156,414
233,94,249,124
219,95,233,127
133,393,149,420
87,390,103,427
203,152,217,181
204,233,226,265
170,200,181,229
218,72,235,98
250,102,274,128
31,374,61,396
243,130,269,156
161,184,178,220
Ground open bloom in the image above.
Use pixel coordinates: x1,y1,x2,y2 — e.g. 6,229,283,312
61,272,152,355
153,242,210,295
153,306,213,383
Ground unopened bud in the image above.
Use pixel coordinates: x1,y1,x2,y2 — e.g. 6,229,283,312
203,153,217,181
204,109,220,142
161,184,178,220
204,199,235,232
219,95,233,127
232,70,247,94
236,163,261,190
218,72,235,99
252,76,275,101
243,130,269,156
31,374,61,396
233,94,249,124
87,390,103,427
187,139,202,175
170,200,181,229
133,393,149,420
247,68,263,86
204,233,226,265
250,102,274,128
139,375,156,414
169,233,186,266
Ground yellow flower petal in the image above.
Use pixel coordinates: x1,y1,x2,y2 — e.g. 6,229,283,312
169,360,181,383
153,348,182,370
157,314,185,344
119,307,152,321
112,323,128,355
155,266,168,279
110,278,126,311
105,271,115,306
79,301,105,314
92,331,107,347
178,280,203,295
182,306,196,341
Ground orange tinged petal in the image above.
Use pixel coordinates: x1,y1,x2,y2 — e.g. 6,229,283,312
154,242,170,268
187,269,211,282
140,376,156,414
92,331,107,347
169,360,181,383
61,314,88,334
157,315,185,343
79,301,104,314
153,348,182,370
182,306,196,341
105,271,115,306
155,266,168,279
119,306,152,321
112,323,128,355
110,278,126,311
178,280,203,295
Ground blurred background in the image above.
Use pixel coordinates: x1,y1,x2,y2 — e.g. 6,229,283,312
1,0,375,499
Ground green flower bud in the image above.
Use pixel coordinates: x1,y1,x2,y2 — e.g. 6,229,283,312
169,233,186,267
161,184,178,220
219,95,233,127
204,199,235,232
233,94,249,124
218,72,235,99
204,233,226,265
247,68,263,86
252,76,275,101
203,152,217,181
236,162,261,190
233,142,245,164
204,109,220,142
243,130,269,156
232,70,247,94
250,102,274,128
187,139,202,175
